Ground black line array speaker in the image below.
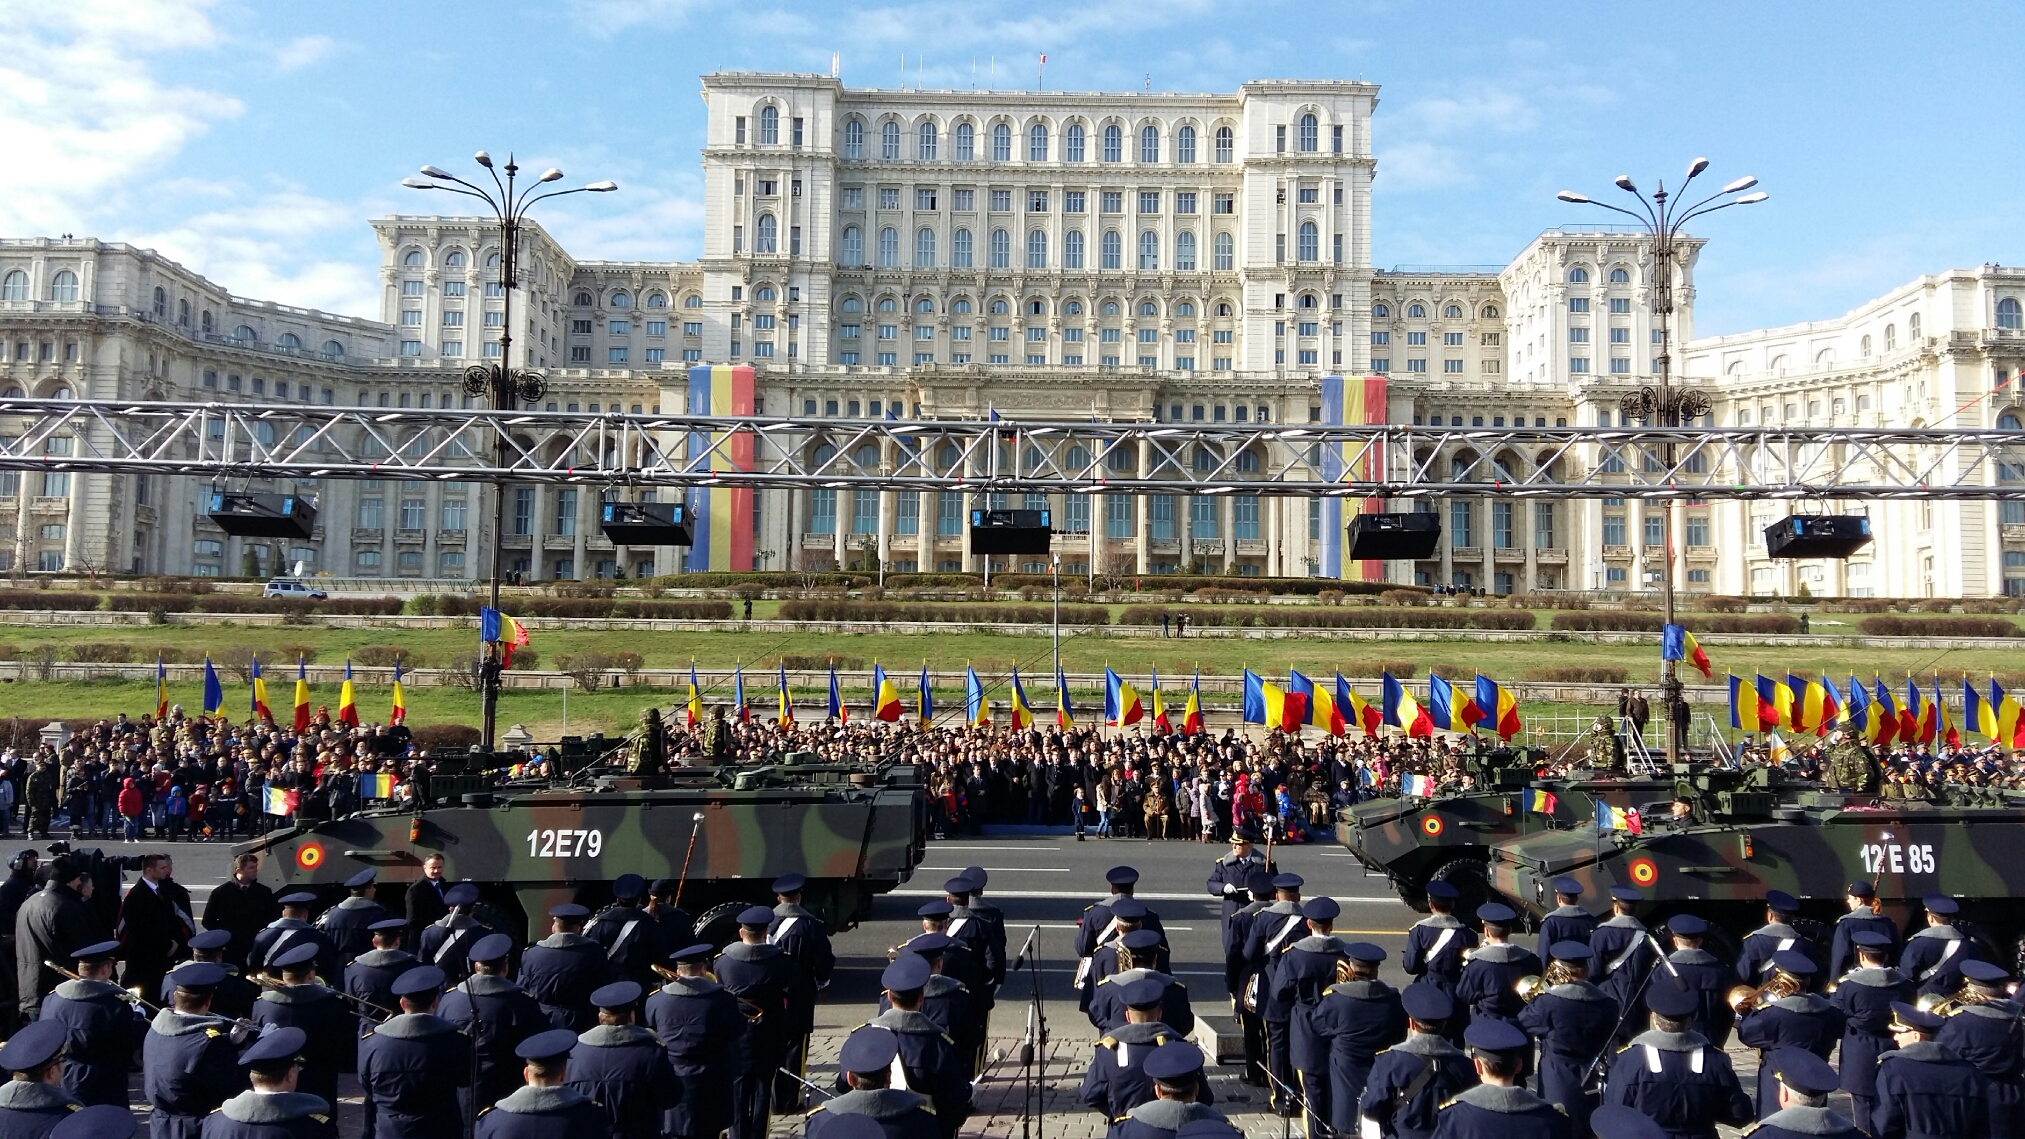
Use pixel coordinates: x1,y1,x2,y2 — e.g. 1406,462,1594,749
1763,515,1873,559
969,509,1053,555
1347,511,1442,560
205,492,316,540
601,500,694,545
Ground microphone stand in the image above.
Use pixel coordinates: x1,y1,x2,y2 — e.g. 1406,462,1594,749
775,1066,833,1100
1582,931,1685,1094
1012,923,1045,1139
1266,1067,1309,1139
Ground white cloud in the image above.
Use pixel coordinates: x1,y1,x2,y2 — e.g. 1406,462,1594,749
1373,140,1470,193
566,0,710,36
273,34,337,73
135,189,382,318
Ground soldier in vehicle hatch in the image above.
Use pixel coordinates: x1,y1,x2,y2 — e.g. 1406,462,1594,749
702,706,733,763
626,708,666,777
1823,732,1880,794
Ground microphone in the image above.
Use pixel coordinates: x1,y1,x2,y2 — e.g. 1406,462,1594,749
1645,931,1688,988
1011,923,1039,972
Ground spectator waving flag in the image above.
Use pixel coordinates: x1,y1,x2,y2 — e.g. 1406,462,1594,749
389,660,406,725
481,607,531,668
293,657,311,733
1662,623,1714,679
1475,675,1522,741
1338,673,1381,738
965,666,989,727
337,659,358,727
1382,671,1433,738
202,656,224,717
263,784,299,817
250,656,271,721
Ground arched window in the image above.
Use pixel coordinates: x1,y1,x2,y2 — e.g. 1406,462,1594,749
1215,301,1232,317
1064,300,1083,315
755,286,776,302
1372,303,1389,318
14,269,48,299
1609,267,1630,283
1138,231,1159,270
322,340,344,357
990,299,1009,314
951,298,972,314
1406,303,1425,318
841,227,863,264
445,251,466,268
1213,232,1234,271
1101,230,1122,270
233,325,255,343
1909,313,1922,340
1481,304,1499,319
1298,112,1318,151
917,121,938,161
684,294,703,308
1026,230,1047,269
952,228,973,268
1139,301,1158,316
992,122,1012,161
2000,298,2022,329
1567,267,1589,283
758,105,779,144
485,251,501,268
1214,125,1234,162
612,291,633,308
646,292,666,308
1176,301,1194,316
937,443,961,469
754,215,777,253
1102,301,1121,316
1192,446,1216,472
1297,221,1318,261
880,120,901,160
915,228,936,267
177,298,189,324
812,442,836,465
1139,124,1158,163
1175,231,1197,271
879,297,899,312
843,118,864,159
1064,230,1085,269
954,122,974,161
1177,124,1196,163
201,311,212,333
1815,349,1834,367
403,250,424,267
917,298,936,313
1065,123,1086,162
853,444,878,467
152,286,166,315
1028,123,1048,162
1235,449,1261,473
1884,323,1896,351
48,271,78,302
1860,334,1872,356
278,333,300,351
989,229,1011,269
1770,355,1788,375
2001,412,2023,431
840,297,862,313
1103,124,1123,162
1441,304,1460,318
877,227,899,267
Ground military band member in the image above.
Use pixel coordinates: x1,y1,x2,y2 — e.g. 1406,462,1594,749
38,941,141,1108
1076,867,1165,1000
472,1029,605,1139
566,980,678,1139
1734,953,1845,1119
160,930,258,1022
1736,892,1823,986
1830,930,1909,1136
586,874,661,991
1110,1042,1228,1139
201,1027,334,1139
938,875,997,993
1456,903,1541,1072
955,866,1008,992
416,884,490,984
1081,978,1196,1121
519,904,614,1034
1753,1049,1862,1139
1871,1002,1990,1139
1828,881,1900,982
249,944,354,1113
767,873,834,1113
1086,929,1194,1036
1660,914,1737,1048
1258,893,1330,1116
642,943,746,1139
1517,942,1618,1137
142,962,247,1139
857,954,969,1138
1535,878,1598,961
1227,869,1278,1088
342,919,417,1022
1602,979,1751,1139
1403,881,1477,1006
1244,871,1309,1101
246,894,336,985
1935,960,2024,1139
1359,985,1475,1139
1901,895,1982,999
1207,827,1275,934
806,1027,938,1139
1590,887,1655,1042
0,1020,80,1137
314,869,388,963
643,879,695,967
886,933,973,1059
1430,1020,1571,1139
354,965,473,1139
1307,939,1407,1139
1079,901,1168,1012
715,905,802,1139
439,932,551,1116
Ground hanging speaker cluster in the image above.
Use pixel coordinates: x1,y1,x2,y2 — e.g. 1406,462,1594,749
1347,512,1441,560
600,501,693,545
969,508,1053,555
1763,515,1872,559
205,491,315,539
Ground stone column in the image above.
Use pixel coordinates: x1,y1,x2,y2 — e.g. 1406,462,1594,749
1135,438,1151,575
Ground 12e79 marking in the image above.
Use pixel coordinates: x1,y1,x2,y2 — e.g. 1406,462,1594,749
527,828,603,858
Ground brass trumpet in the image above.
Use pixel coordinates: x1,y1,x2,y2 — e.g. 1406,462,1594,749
652,962,769,1024
1915,984,1988,1018
1727,969,1803,1013
46,961,262,1033
1515,960,1579,1003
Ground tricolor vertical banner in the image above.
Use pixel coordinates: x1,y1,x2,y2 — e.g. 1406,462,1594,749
686,364,757,572
1318,374,1390,581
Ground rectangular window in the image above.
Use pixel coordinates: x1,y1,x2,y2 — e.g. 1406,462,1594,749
609,319,630,335
1139,191,1159,213
357,498,384,529
1405,359,1426,373
1450,501,1473,548
1213,193,1234,214
1105,495,1133,538
400,498,425,529
952,188,974,211
442,498,468,531
990,189,1012,211
1533,503,1556,548
1644,514,1664,547
1569,327,1589,343
937,491,962,535
512,488,534,535
842,186,863,209
1028,190,1047,212
1233,495,1259,540
1442,359,1463,373
1603,515,1626,546
896,492,919,535
1370,358,1389,372
879,187,900,209
1175,192,1196,214
1190,495,1219,539
1686,516,1709,547
553,489,577,536
1609,326,1630,343
851,488,878,534
916,188,937,210
1610,297,1632,314
1065,191,1085,213
810,489,836,532
1149,495,1175,540
1101,191,1123,214
609,347,629,362
1569,297,1589,312
1610,358,1632,373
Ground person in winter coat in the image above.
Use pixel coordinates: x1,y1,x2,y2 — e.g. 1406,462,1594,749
15,859,100,1023
117,779,143,843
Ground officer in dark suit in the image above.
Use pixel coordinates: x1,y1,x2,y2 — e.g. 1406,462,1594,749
1736,891,1823,986
1110,1042,1228,1139
1753,1049,1862,1139
246,894,337,985
0,1019,81,1136
1660,914,1736,1048
644,942,747,1139
1534,878,1597,960
1429,1020,1569,1139
1902,895,1982,999
586,874,659,990
806,1027,939,1139
1358,985,1474,1139
472,1029,604,1139
355,964,472,1139
1589,887,1655,1043
1278,900,1359,1124
1206,826,1275,932
885,933,972,1049
1832,930,1910,1135
201,855,275,971
1872,1002,1990,1139
1086,929,1194,1036
912,901,988,1036
855,953,969,1138
1258,892,1332,1118
439,933,550,1116
1307,939,1407,1139
201,1027,335,1139
142,962,247,1139
1227,868,1277,1088
1403,882,1477,1006
567,980,677,1139
1079,977,1196,1121
766,872,834,1111
1735,952,1845,1119
1246,874,1308,1110
249,944,355,1112
955,866,1008,994
1075,867,1165,997
716,906,801,1139
38,941,141,1108
1517,942,1618,1137
1828,881,1899,982
342,919,416,1021
518,904,613,1033
313,869,386,964
1601,977,1751,1139
402,854,449,945
160,931,258,1022
1936,960,2023,1139
415,884,489,983
1456,904,1541,1069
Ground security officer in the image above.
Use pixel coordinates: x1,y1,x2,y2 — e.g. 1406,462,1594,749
1736,891,1823,985
160,931,257,1022
142,962,247,1139
1872,1002,1990,1139
355,964,473,1139
1832,930,1911,1134
1075,867,1165,997
955,866,1008,993
0,1019,80,1137
1601,979,1752,1139
806,1026,939,1139
768,872,835,1111
315,869,387,962
1456,904,1541,1056
1752,1049,1862,1139
1080,977,1196,1120
586,874,659,991
1936,960,2024,1139
1589,887,1654,1040
643,942,746,1139
1307,940,1407,1139
519,903,613,1033
1207,826,1275,933
1660,914,1736,1048
1902,895,1982,999
202,1027,335,1139
859,953,970,1137
1535,878,1597,959
439,932,551,1115
343,918,417,1021
1110,1042,1229,1139
885,933,974,1055
416,884,490,982
1403,881,1477,1005
1828,881,1899,982
1079,902,1169,1012
1087,929,1194,1036
1516,942,1618,1138
566,980,678,1139
1260,893,1336,1117
715,905,802,1139
246,894,337,984
1227,868,1278,1088
1429,1020,1569,1139
1358,985,1474,1139
642,880,695,968
1735,952,1845,1120
250,943,355,1112
38,940,141,1108
472,1029,605,1139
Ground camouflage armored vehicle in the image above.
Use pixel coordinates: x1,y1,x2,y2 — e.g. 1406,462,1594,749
235,742,932,945
1489,763,2025,957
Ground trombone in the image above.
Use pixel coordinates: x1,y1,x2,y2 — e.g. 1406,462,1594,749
45,960,262,1034
252,972,397,1020
1727,968,1804,1013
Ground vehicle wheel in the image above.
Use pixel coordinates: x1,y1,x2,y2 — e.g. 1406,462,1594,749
1428,858,1495,921
696,901,765,950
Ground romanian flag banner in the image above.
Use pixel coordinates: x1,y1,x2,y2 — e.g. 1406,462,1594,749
827,663,845,723
263,785,299,816
778,664,794,728
1426,674,1483,733
250,657,271,721
1150,668,1172,735
965,666,989,727
1730,675,1777,732
1662,624,1714,679
1382,672,1434,738
1906,679,1937,745
687,665,703,727
1286,669,1318,728
1242,669,1302,732
1966,678,2001,742
480,608,531,668
1009,666,1035,730
917,665,934,725
733,664,747,722
871,665,903,722
1308,671,1346,737
293,658,310,732
1104,667,1144,727
202,656,224,716
1521,788,1558,814
1846,676,1881,744
1995,679,2025,746
1317,373,1390,582
683,364,757,571
1339,673,1381,738
389,661,406,725
1596,802,1643,834
1182,670,1204,736
1786,673,1839,735
358,772,395,800
155,655,168,720
1870,677,1901,747
1055,666,1075,729
1935,674,1960,749
1475,675,1522,741
336,660,359,727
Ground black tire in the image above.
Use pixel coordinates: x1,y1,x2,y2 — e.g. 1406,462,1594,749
696,900,765,950
1429,858,1496,923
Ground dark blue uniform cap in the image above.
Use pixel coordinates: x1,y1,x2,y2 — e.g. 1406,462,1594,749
1590,1105,1666,1139
1847,880,1876,898
1609,886,1643,903
771,873,807,895
344,868,376,889
1923,894,1960,916
444,883,480,907
1121,977,1166,1009
548,903,591,920
963,866,988,887
72,940,120,962
1232,826,1262,843
515,1028,580,1063
1400,984,1453,1022
1665,913,1708,936
736,905,774,926
1141,1041,1205,1082
1342,941,1385,964
1551,876,1583,897
1549,941,1594,963
1644,980,1700,1019
187,929,231,951
239,1026,308,1068
839,1026,901,1073
669,943,714,963
591,980,643,1008
1850,930,1892,948
1271,872,1304,890
942,876,975,896
916,899,953,919
49,1103,137,1139
467,933,513,964
1175,1121,1244,1139
1476,902,1516,924
1246,869,1276,895
368,918,407,932
277,891,317,906
0,1020,66,1071
391,966,445,997
170,962,228,990
269,943,319,970
1108,897,1148,921
613,873,646,898
1770,950,1816,975
1121,929,1163,950
1770,1048,1841,1097
1105,866,1140,887
1301,897,1340,922
1765,889,1799,913
1463,1019,1529,1054
881,953,931,992
1962,959,2011,983
906,931,951,955
1425,881,1459,900
649,878,679,897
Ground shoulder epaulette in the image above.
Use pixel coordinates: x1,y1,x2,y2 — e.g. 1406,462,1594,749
807,1106,827,1117
1098,975,1117,985
919,1102,936,1116
1742,1124,1762,1135
1437,1096,1462,1110
310,1114,330,1124
1550,1104,1567,1116
938,1032,955,1045
360,1029,375,1038
60,1105,77,1114
477,1107,493,1117
1098,1036,1119,1049
1113,1115,1132,1124
204,1027,222,1038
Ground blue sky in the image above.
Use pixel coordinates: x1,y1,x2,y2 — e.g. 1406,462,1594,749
8,1,2019,335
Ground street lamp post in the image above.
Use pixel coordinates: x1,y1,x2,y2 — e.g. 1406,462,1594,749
403,153,616,751
1558,158,1767,763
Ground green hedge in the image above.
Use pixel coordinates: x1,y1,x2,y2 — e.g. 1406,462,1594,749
1857,615,2023,638
1117,606,1536,630
1550,612,1801,634
777,600,1109,625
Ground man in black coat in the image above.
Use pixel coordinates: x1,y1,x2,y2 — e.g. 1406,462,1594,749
200,855,275,970
587,874,660,991
15,859,98,1024
472,1029,606,1139
765,872,834,1112
402,853,449,944
206,1025,337,1139
160,929,260,1021
0,848,41,1032
1872,1001,1990,1139
117,853,195,1002
1831,930,1911,1132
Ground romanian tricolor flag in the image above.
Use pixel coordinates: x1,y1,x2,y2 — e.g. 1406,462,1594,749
249,656,271,722
1847,676,1883,745
1182,670,1204,736
1475,675,1522,741
1786,673,1840,736
480,608,531,669
1009,666,1035,730
1662,623,1714,679
1729,674,1778,732
263,785,299,817
1309,672,1347,737
1104,668,1143,727
1596,801,1643,834
1905,679,1938,745
1055,666,1075,729
1242,669,1303,732
155,655,168,721
1426,674,1483,733
687,664,703,727
1995,679,2025,746
292,658,310,733
389,660,406,726
1287,670,1320,730
733,664,748,723
1935,674,1960,749
358,772,395,800
965,666,989,727
1339,673,1381,738
1870,677,1901,747
202,656,224,717
336,660,358,727
1150,668,1171,735
1382,672,1434,738
827,663,846,723
684,364,758,571
872,665,903,722
778,663,794,727
917,665,934,726
1967,677,2025,745
1521,787,1558,814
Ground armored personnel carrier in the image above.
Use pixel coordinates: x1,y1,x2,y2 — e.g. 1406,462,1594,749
234,739,932,945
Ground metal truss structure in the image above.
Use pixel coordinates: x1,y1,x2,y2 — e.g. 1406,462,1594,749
3,396,2024,501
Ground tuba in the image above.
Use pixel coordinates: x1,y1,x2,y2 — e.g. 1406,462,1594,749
1915,985,1988,1018
1727,969,1804,1013
1516,960,1578,1003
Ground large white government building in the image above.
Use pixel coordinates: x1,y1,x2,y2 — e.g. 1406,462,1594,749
4,71,2023,597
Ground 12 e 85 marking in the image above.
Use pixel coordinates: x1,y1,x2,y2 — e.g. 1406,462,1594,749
527,828,603,858
1859,841,1935,875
